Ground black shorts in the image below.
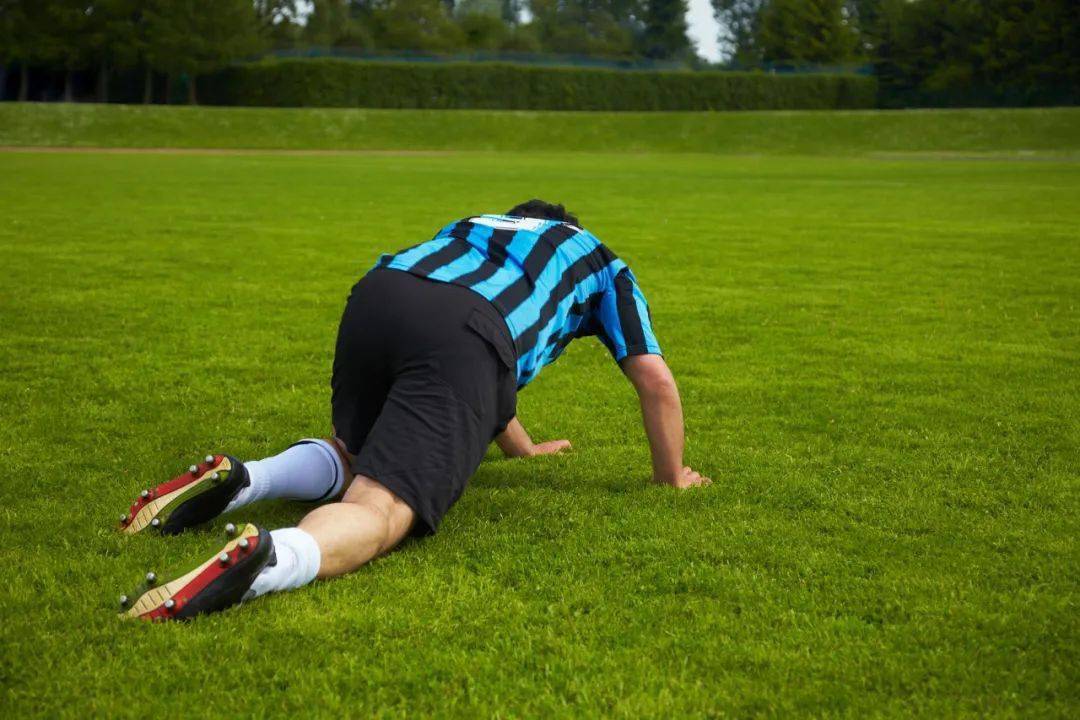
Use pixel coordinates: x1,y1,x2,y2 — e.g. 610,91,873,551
331,268,517,535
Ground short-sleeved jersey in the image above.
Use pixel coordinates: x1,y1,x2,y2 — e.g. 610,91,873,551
375,214,661,388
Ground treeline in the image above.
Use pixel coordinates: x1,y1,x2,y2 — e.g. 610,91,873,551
299,0,695,61
715,0,1079,106
0,0,1077,107
0,0,695,104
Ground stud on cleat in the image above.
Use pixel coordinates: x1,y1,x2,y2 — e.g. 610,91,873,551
189,464,198,474
224,523,237,537
140,490,150,499
163,598,176,610
146,572,157,585
119,514,128,524
238,538,249,550
205,455,215,464
218,552,230,566
150,518,161,528
119,595,129,608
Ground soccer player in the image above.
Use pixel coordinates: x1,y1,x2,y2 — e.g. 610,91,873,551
117,200,710,621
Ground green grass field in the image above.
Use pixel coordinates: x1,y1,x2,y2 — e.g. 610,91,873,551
1,106,1078,717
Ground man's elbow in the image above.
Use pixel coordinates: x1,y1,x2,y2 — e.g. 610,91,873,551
623,355,677,396
638,371,678,399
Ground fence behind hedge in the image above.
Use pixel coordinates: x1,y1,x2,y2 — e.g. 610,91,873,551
201,59,877,111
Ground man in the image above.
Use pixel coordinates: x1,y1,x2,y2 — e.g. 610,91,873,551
117,200,709,621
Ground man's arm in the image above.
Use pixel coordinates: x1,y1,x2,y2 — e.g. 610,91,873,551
621,354,710,489
495,416,572,458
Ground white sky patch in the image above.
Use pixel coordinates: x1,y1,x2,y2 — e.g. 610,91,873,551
684,0,722,63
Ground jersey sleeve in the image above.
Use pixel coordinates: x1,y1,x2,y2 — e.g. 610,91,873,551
596,267,662,361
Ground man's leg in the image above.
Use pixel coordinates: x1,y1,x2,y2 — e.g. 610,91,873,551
119,472,418,619
303,474,416,576
244,434,415,598
208,441,418,599
247,474,416,598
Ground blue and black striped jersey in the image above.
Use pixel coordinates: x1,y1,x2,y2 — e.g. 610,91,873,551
376,214,661,388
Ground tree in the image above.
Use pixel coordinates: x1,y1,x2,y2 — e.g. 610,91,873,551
529,0,643,58
500,0,522,23
143,0,263,104
873,0,1080,106
0,0,32,100
367,0,465,52
254,0,305,48
710,0,765,64
845,0,885,56
302,0,349,45
456,2,512,52
757,0,856,64
80,0,149,103
301,0,376,49
639,0,692,60
36,1,97,102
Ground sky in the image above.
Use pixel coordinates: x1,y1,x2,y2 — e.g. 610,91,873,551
685,0,723,63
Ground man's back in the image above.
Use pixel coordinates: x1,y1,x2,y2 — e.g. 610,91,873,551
377,214,661,387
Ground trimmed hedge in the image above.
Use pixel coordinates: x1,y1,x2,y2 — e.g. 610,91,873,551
202,59,877,111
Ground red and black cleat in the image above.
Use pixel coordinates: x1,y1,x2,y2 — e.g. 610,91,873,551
118,454,249,535
118,523,275,621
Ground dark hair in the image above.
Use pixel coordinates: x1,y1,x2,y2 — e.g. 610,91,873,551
506,199,579,226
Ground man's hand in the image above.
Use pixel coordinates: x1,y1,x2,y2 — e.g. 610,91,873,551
530,439,572,457
655,465,711,489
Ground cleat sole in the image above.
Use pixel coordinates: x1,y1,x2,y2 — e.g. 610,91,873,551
122,456,232,535
122,523,261,620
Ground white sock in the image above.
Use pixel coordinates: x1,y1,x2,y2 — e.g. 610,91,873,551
226,439,346,513
248,527,321,598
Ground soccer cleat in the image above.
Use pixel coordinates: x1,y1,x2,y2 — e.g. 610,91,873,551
119,523,275,621
118,454,250,535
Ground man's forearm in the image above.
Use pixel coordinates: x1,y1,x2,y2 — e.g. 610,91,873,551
495,417,534,458
635,372,685,484
622,354,708,488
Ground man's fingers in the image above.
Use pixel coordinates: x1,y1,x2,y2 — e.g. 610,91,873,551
676,467,712,488
534,439,572,456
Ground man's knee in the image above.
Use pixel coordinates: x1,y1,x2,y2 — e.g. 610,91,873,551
348,501,392,547
340,474,415,551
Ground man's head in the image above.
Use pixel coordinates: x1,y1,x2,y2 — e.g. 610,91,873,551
506,199,579,227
